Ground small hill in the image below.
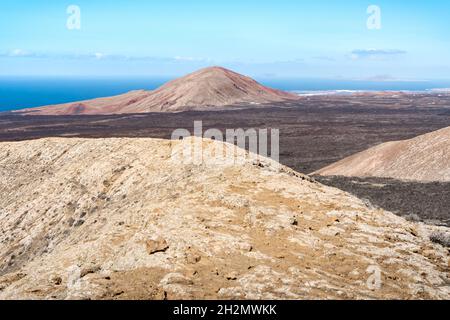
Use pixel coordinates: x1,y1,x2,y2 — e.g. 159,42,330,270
314,126,450,182
16,67,298,115
0,137,448,299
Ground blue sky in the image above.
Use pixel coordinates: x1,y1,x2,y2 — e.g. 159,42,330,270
0,0,449,79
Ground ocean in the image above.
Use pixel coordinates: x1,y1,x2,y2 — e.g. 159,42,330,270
0,77,170,112
1,77,450,112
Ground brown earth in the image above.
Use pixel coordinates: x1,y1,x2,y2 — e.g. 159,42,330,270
0,137,449,300
16,67,298,115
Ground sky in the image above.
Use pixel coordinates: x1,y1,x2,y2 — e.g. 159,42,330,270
0,0,449,80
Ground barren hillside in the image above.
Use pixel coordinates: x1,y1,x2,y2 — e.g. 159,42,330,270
16,67,298,115
0,137,449,299
315,126,450,182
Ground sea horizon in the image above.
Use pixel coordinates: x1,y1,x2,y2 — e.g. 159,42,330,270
1,76,450,112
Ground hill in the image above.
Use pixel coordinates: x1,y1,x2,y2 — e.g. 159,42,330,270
0,137,448,299
16,67,298,115
314,126,450,182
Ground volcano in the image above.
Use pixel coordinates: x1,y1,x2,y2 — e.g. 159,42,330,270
17,67,299,115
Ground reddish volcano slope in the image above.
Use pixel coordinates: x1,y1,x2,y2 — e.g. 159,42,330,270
315,126,450,182
17,67,298,115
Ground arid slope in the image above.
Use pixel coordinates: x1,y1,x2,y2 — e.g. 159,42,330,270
0,137,449,299
16,67,298,115
315,126,450,182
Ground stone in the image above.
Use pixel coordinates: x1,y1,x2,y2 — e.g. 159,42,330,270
146,238,169,255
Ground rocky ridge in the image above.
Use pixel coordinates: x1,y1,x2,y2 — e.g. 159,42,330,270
0,137,448,299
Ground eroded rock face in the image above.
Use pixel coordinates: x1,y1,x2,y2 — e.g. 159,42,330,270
315,126,450,182
0,137,449,300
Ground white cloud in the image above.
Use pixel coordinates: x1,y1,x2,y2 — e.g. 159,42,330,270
0,50,212,64
94,53,105,59
10,49,28,57
351,49,407,60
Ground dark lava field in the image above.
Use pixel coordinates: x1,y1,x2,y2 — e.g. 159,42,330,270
1,93,449,225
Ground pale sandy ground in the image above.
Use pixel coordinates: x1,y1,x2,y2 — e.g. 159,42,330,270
0,137,449,299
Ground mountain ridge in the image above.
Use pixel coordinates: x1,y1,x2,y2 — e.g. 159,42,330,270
0,137,448,299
